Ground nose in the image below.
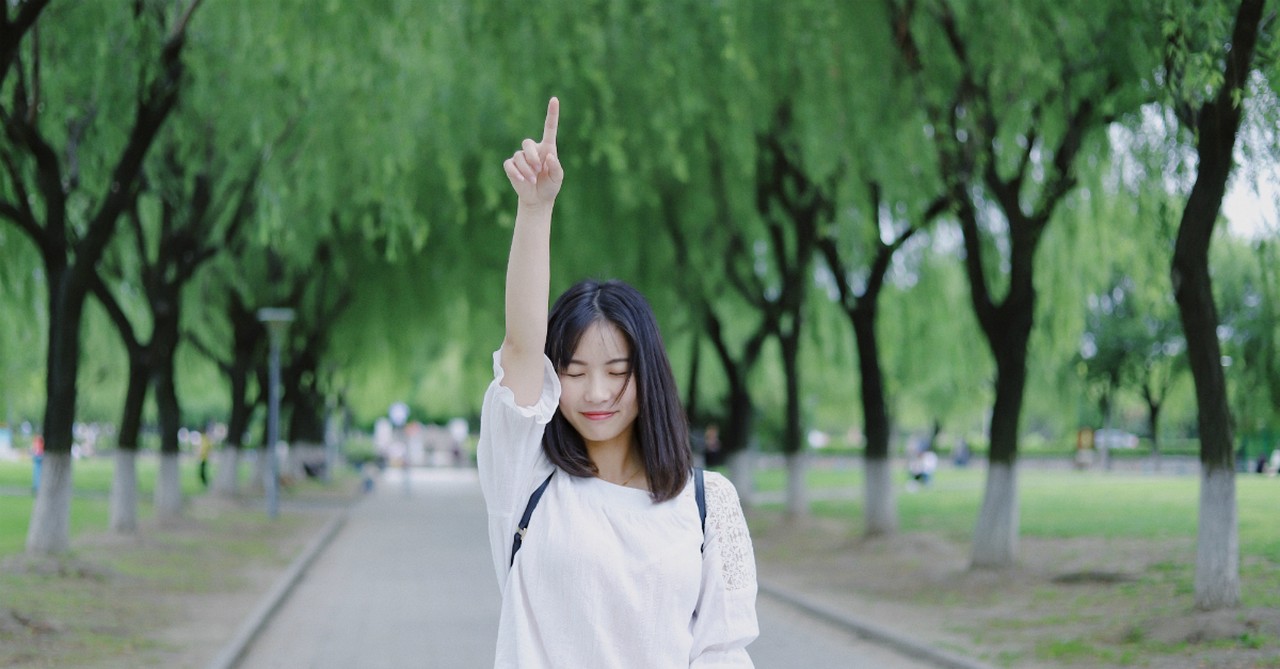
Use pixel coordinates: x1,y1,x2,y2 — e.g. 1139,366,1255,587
583,372,615,404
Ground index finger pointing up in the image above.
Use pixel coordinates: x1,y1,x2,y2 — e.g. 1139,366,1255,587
541,97,559,150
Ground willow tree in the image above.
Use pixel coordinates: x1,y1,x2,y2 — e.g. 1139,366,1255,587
1154,0,1275,611
460,0,776,476
1161,0,1272,610
169,0,491,485
0,1,204,554
887,0,1157,567
818,185,948,534
809,4,955,530
92,137,259,529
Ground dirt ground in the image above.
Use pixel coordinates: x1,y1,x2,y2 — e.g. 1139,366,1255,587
751,512,1280,669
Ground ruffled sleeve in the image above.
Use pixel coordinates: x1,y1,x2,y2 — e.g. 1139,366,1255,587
690,471,759,667
476,348,560,589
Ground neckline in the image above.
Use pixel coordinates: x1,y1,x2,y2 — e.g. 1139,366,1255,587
579,475,654,509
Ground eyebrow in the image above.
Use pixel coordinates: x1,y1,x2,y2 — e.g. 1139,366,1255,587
566,358,631,366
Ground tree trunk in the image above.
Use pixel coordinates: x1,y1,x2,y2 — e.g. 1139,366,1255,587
727,448,755,507
702,307,766,464
853,308,896,535
26,452,74,554
685,333,701,433
110,358,148,532
784,450,808,519
971,461,1019,568
27,275,85,554
109,450,140,533
954,182,1040,570
863,455,897,535
1147,399,1163,473
1196,466,1239,609
1168,0,1263,611
215,343,256,497
153,357,184,523
154,452,183,524
780,328,807,518
286,383,326,444
720,387,754,459
212,447,240,496
971,335,1030,568
249,446,267,494
1174,211,1241,608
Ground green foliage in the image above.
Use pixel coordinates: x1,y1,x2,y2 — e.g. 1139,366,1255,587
1213,236,1280,433
1,0,1276,450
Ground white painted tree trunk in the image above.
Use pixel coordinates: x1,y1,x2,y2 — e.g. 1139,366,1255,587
785,450,809,519
970,461,1018,568
153,452,184,524
863,456,898,536
212,448,240,497
1195,465,1240,609
248,448,266,493
26,452,73,554
109,450,139,533
727,449,754,508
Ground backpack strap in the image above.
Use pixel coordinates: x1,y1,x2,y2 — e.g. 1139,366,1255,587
510,468,708,568
510,471,555,568
694,467,707,552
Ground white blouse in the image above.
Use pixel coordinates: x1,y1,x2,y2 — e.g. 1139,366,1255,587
477,350,758,668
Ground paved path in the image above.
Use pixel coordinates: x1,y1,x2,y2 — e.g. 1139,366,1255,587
237,469,499,668
234,468,940,668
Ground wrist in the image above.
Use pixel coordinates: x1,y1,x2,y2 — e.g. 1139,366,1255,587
518,199,556,214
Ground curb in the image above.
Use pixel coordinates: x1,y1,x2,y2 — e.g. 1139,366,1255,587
206,508,350,669
758,581,997,669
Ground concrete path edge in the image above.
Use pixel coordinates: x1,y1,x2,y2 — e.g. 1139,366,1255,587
758,581,997,669
206,508,351,669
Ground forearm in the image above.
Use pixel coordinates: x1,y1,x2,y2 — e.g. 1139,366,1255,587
498,97,561,406
501,200,555,405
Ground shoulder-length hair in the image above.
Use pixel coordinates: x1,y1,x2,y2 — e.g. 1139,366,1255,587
543,279,691,502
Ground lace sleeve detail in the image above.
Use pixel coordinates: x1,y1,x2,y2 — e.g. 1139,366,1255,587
704,473,756,592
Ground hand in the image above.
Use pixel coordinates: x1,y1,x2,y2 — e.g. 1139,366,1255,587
504,97,563,206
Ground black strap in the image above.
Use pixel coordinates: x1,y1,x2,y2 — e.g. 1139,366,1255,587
510,471,554,568
509,468,710,568
694,467,707,552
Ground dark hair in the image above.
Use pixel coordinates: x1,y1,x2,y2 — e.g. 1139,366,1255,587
543,279,692,502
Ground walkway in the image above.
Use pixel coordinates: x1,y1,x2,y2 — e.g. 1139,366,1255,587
225,468,974,669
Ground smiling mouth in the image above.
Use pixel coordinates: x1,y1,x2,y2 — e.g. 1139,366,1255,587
582,412,615,421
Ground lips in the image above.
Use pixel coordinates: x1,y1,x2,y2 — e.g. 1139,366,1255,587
581,412,616,421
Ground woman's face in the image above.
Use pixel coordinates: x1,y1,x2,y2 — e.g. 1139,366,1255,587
558,321,639,450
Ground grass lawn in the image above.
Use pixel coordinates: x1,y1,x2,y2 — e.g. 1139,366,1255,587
753,462,1276,546
751,460,1280,610
0,453,355,668
0,455,210,557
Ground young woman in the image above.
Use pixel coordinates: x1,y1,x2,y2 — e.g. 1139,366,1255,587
477,98,759,668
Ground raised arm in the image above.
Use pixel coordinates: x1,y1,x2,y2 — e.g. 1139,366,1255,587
500,97,563,406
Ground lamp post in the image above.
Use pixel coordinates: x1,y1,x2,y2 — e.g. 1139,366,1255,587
257,307,295,519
